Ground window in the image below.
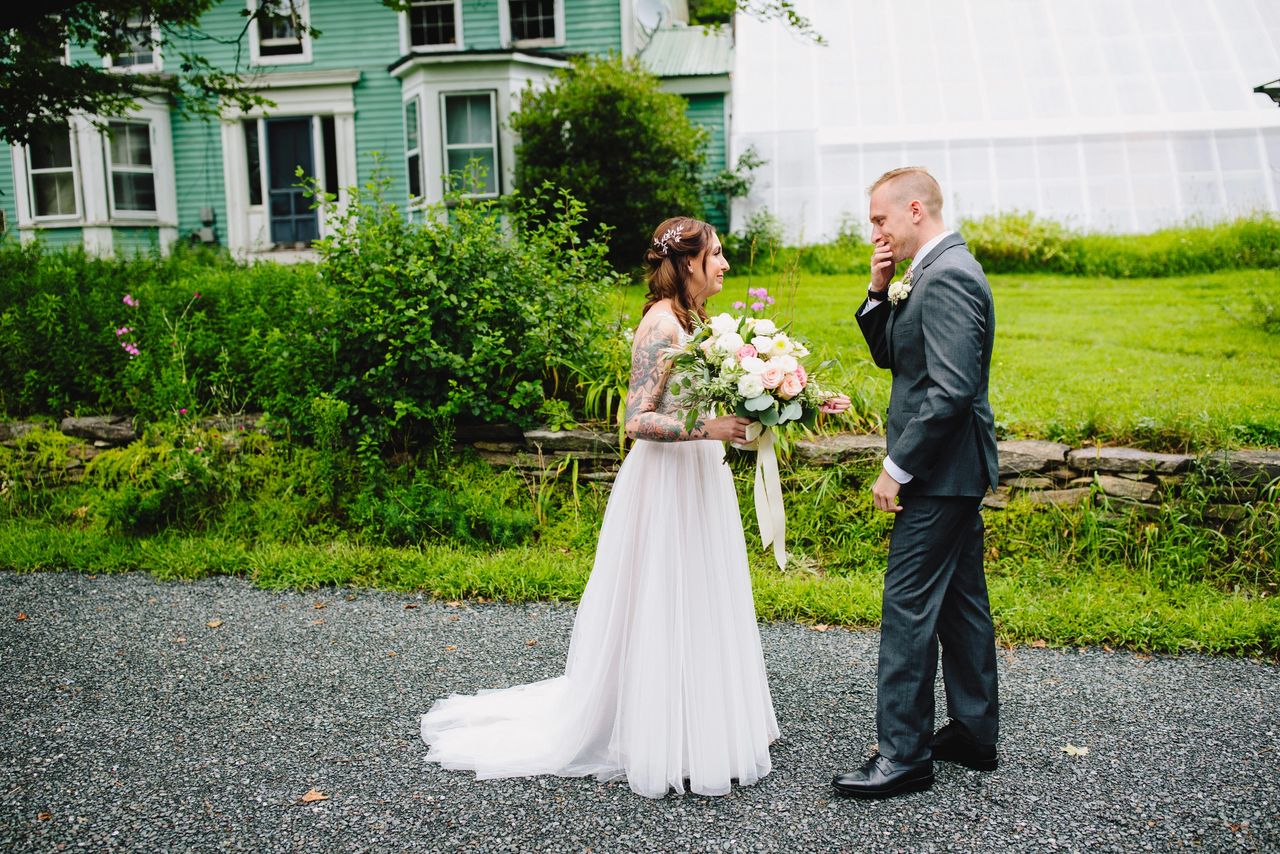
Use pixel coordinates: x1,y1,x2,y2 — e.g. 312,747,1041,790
409,0,458,48
106,120,157,214
441,92,498,197
250,0,311,63
109,19,160,70
405,99,422,200
27,125,79,218
244,120,264,206
509,0,556,43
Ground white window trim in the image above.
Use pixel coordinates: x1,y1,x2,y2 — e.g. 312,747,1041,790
220,76,358,257
248,0,313,67
405,96,425,206
22,124,82,222
398,0,464,55
104,119,160,220
498,0,565,49
102,21,163,74
440,89,500,199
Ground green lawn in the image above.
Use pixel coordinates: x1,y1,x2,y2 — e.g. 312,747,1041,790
617,269,1280,449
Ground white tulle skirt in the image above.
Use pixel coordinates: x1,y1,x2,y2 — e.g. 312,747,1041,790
420,438,779,798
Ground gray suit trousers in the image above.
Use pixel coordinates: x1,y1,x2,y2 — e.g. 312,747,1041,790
877,495,999,763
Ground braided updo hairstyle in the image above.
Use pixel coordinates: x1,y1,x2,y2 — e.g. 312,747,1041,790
641,216,718,333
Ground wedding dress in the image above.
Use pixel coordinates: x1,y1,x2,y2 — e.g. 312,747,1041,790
420,313,779,798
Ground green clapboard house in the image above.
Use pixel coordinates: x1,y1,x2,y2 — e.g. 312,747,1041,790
1,0,733,259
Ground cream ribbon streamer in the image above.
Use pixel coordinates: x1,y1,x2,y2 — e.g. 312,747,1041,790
741,421,787,570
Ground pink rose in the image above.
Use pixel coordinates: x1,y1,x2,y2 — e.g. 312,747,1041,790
779,373,803,399
760,364,784,389
736,344,758,360
795,365,808,386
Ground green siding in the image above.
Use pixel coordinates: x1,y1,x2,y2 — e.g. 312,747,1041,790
113,226,162,256
462,0,503,50
564,0,622,55
0,146,17,240
31,228,85,249
684,92,728,231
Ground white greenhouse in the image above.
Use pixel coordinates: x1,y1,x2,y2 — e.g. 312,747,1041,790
731,0,1280,241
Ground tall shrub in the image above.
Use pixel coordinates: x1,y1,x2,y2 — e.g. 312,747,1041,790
315,170,622,448
509,54,708,270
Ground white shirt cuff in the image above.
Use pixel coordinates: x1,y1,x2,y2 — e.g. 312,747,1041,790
883,455,914,484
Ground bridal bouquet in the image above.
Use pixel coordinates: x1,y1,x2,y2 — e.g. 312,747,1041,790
666,312,836,434
666,311,840,570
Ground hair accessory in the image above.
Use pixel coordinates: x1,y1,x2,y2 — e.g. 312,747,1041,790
653,224,683,256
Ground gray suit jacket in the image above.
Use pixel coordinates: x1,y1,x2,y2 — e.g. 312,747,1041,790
857,233,999,497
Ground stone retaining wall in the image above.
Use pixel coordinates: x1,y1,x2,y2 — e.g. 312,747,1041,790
4,416,1277,517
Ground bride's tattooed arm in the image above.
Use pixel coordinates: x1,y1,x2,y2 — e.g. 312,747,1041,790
624,315,708,442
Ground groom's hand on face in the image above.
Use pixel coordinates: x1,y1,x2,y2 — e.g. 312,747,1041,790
872,469,903,513
870,239,895,291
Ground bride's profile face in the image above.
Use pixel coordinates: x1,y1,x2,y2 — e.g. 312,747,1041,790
686,232,729,305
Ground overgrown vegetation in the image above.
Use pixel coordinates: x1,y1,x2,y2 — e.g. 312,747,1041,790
0,426,1275,655
726,212,1280,280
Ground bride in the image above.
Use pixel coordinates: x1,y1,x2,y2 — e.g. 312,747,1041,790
420,216,850,798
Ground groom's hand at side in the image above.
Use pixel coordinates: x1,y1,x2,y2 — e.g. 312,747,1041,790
871,469,904,513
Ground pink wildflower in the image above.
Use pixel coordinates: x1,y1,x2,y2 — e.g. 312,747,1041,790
732,301,746,311
179,408,188,415
122,294,138,308
751,301,765,312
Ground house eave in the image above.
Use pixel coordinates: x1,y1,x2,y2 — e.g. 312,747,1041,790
245,69,363,89
658,74,731,95
388,49,571,78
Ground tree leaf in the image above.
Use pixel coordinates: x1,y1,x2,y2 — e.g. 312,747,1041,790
206,619,223,629
1062,743,1089,757
299,788,329,804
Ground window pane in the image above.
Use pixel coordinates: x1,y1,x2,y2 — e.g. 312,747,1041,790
33,173,76,216
447,149,496,194
408,153,422,197
410,1,457,46
445,94,492,145
109,122,152,167
113,19,154,66
509,0,554,41
244,121,263,206
258,0,303,54
30,128,73,170
405,100,419,150
112,172,156,212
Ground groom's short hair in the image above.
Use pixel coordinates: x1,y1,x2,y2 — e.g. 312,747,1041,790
870,167,943,218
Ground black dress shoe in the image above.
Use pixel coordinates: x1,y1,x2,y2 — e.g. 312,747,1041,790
832,753,934,799
930,720,998,771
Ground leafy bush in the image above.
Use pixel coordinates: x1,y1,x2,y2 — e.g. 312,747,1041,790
510,54,708,270
314,168,623,448
0,240,335,423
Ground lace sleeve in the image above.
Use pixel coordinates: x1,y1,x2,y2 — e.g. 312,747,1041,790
623,314,709,442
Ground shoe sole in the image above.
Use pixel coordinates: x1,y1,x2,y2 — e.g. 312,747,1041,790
932,753,998,772
832,774,935,799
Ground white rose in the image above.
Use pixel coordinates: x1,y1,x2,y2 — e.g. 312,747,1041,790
752,318,777,335
716,331,744,354
774,354,798,373
751,335,774,353
710,313,738,334
738,356,766,375
738,374,766,398
721,356,739,374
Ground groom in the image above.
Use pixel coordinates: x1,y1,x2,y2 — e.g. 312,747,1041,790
833,167,1000,799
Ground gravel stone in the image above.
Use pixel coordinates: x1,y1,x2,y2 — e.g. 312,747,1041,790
1,571,1276,853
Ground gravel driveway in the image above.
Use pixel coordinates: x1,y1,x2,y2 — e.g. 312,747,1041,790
1,571,1276,853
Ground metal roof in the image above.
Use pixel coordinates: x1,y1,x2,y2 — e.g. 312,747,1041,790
639,24,733,78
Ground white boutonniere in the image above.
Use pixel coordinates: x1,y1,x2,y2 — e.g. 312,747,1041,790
887,268,913,306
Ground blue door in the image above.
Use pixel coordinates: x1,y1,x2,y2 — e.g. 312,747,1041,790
266,118,318,246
